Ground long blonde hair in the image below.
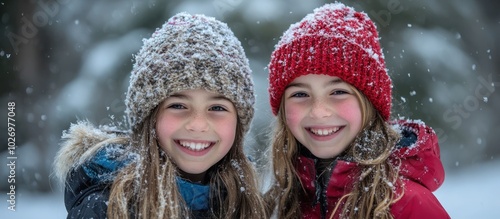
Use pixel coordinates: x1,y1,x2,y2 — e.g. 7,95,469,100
265,84,401,219
108,105,268,219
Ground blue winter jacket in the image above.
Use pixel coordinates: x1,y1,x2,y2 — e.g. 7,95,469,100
64,145,213,219
56,122,213,219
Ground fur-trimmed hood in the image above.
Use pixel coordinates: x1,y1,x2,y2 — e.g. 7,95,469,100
53,121,130,184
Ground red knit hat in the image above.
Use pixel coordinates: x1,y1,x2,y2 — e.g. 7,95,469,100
268,3,392,120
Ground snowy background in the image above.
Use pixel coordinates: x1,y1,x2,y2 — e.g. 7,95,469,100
1,0,499,218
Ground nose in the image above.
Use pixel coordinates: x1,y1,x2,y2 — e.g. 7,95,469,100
185,113,210,132
309,99,333,118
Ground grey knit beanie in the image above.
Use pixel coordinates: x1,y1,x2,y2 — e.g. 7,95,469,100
125,13,255,134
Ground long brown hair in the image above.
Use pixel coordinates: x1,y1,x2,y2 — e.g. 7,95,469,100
265,84,401,219
108,105,268,218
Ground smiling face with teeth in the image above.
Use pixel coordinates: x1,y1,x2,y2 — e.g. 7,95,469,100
283,74,363,159
155,89,237,180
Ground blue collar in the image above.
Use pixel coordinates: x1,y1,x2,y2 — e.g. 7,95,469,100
176,177,210,211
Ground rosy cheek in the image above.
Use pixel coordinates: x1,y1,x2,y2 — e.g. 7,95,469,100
156,114,177,138
217,119,237,139
336,100,362,129
284,103,303,128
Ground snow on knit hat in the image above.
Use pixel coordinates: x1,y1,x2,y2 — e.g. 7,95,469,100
268,3,392,120
125,13,255,133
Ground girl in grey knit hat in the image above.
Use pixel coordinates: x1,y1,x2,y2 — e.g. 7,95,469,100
54,13,267,219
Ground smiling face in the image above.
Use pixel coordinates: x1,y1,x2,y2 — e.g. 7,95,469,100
283,74,363,159
155,89,237,180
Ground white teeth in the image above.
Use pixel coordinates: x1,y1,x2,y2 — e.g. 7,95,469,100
310,127,341,136
179,141,211,151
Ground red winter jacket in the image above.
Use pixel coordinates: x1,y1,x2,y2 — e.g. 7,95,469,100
296,120,450,219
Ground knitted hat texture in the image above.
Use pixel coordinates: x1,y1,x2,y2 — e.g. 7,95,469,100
125,13,255,133
268,3,392,120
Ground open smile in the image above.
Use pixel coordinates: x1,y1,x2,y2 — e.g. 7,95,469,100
307,126,344,137
176,140,216,152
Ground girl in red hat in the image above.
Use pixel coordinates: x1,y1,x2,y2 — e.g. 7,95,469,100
264,3,450,219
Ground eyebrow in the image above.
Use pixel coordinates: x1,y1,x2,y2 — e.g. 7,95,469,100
286,77,344,89
169,93,230,101
210,95,231,101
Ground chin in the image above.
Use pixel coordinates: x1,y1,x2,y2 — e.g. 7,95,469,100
179,166,209,175
310,149,342,159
